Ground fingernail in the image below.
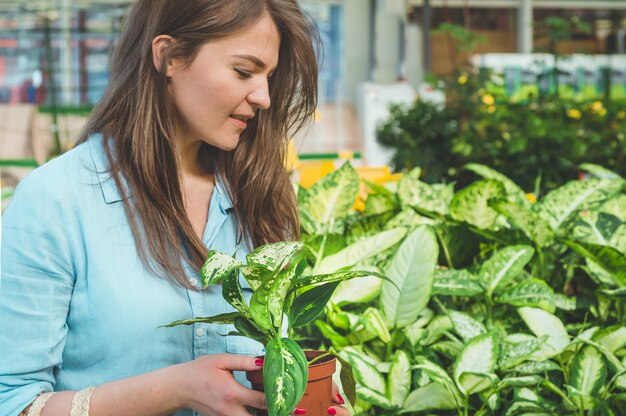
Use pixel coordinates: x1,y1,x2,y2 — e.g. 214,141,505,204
294,408,306,415
327,407,337,415
255,358,264,366
336,393,345,405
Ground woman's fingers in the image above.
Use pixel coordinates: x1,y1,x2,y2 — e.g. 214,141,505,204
327,405,351,416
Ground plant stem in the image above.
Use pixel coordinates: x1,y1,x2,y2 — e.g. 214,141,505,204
435,226,454,269
308,352,333,366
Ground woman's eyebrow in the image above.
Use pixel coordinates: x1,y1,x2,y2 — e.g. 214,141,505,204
232,54,274,71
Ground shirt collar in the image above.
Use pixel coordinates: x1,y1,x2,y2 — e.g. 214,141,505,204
89,134,235,211
89,134,128,204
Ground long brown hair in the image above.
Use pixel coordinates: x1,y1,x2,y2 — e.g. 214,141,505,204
77,0,318,287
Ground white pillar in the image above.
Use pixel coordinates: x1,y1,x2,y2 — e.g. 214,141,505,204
517,0,533,53
374,0,405,82
405,21,423,88
343,0,372,104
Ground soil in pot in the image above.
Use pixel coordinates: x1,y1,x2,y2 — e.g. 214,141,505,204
246,350,337,416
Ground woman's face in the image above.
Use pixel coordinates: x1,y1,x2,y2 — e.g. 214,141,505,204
168,12,280,151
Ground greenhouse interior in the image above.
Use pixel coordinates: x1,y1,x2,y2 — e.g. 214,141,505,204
1,0,626,415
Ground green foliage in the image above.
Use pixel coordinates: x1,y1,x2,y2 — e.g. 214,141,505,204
376,73,626,193
294,163,626,415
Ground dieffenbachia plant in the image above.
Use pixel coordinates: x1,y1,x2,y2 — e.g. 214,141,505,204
164,241,390,416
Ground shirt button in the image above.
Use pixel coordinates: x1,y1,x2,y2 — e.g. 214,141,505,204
189,278,198,286
195,328,204,337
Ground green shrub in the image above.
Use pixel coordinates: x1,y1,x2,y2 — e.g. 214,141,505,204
295,162,626,415
376,74,626,194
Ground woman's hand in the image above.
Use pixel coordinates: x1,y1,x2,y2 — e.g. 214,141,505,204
180,353,266,416
327,382,351,416
292,382,350,416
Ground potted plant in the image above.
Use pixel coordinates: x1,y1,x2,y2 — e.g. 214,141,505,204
164,241,390,416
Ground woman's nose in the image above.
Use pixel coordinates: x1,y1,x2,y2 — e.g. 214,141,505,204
247,79,271,110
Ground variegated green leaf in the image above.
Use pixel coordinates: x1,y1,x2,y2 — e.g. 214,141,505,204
432,268,484,297
357,386,395,409
381,226,438,328
250,273,279,332
535,178,625,231
330,268,382,305
264,338,308,416
221,271,253,320
400,382,458,413
422,315,453,345
447,309,487,342
518,307,570,359
200,250,244,287
384,208,436,230
246,241,303,272
316,227,407,274
570,345,607,410
564,239,626,286
414,357,461,400
160,311,241,327
453,333,499,395
479,245,535,298
464,163,528,206
499,336,548,370
292,269,385,290
298,162,360,232
362,307,391,343
288,281,340,329
398,168,453,215
314,320,350,349
508,360,560,375
340,348,386,393
594,326,626,354
579,163,623,180
458,372,499,395
497,375,543,388
450,179,505,229
329,351,357,407
233,317,267,341
490,198,554,246
430,340,464,359
495,279,556,312
387,350,411,407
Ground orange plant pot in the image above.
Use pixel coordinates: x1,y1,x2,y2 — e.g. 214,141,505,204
246,351,336,416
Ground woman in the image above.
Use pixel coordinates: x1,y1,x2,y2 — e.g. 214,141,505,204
0,1,348,415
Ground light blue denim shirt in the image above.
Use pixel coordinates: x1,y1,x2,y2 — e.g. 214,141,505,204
0,135,263,416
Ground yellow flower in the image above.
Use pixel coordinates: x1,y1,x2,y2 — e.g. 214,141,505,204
482,94,495,106
567,108,582,119
597,108,607,117
457,73,468,85
618,110,626,120
525,193,537,204
487,105,496,113
591,101,604,113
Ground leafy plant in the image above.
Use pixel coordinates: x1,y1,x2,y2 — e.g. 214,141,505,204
295,162,626,415
163,179,397,416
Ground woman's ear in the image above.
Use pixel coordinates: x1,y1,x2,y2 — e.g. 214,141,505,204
151,34,176,76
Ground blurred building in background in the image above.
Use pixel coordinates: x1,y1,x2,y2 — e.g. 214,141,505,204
0,0,625,165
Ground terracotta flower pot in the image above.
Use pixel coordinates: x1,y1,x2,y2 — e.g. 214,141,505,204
246,350,336,416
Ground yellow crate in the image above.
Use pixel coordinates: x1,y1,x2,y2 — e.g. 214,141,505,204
297,160,336,189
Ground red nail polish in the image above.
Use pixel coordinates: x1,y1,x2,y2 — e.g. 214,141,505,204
327,407,337,415
254,358,264,366
336,393,345,405
294,408,306,415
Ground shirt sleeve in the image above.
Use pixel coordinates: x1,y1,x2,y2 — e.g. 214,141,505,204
0,168,75,416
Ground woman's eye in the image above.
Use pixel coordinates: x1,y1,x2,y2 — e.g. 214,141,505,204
234,68,252,79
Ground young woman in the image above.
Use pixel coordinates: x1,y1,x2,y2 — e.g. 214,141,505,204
0,1,348,415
